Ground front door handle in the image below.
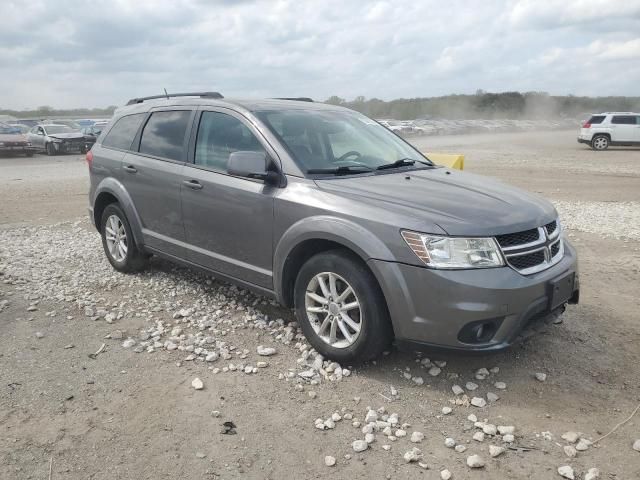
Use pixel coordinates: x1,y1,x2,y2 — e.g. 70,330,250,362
183,179,203,190
123,165,137,173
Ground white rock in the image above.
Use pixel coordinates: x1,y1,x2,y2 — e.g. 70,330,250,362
256,345,276,356
487,392,499,403
557,465,574,479
440,469,452,480
585,468,600,480
444,437,456,448
412,376,424,385
382,444,391,451
534,372,547,382
365,409,378,423
452,385,464,396
473,431,485,442
466,382,478,391
35,331,44,339
475,368,490,380
561,431,579,444
257,361,268,368
467,414,477,422
563,445,577,458
471,397,486,408
352,440,368,452
308,391,317,399
395,429,407,437
191,378,204,390
455,444,467,453
442,406,452,415
403,447,422,463
503,434,515,443
576,439,591,451
483,424,497,435
365,433,375,444
466,454,485,468
494,381,507,390
122,338,136,348
428,366,441,377
410,431,424,443
323,419,335,429
205,352,218,362
498,426,515,435
331,412,341,422
324,456,336,467
633,439,640,452
489,445,505,457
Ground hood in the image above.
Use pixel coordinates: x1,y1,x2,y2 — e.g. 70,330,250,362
314,167,557,236
0,133,28,142
49,132,84,140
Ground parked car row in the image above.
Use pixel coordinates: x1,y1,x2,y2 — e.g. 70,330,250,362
0,118,110,156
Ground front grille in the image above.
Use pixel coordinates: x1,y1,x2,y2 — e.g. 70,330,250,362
496,228,540,248
545,221,557,236
508,250,545,270
497,218,564,275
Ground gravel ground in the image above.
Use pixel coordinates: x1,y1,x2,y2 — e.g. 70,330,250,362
1,130,639,479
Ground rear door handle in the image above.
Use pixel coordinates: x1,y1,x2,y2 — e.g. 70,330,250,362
183,179,203,190
123,165,137,173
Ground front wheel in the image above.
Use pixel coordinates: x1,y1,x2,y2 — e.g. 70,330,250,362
100,203,148,273
46,143,56,156
294,250,393,363
591,135,609,150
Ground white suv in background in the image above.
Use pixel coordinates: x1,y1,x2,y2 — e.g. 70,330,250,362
578,112,640,150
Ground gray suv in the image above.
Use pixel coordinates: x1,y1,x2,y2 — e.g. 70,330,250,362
88,92,579,362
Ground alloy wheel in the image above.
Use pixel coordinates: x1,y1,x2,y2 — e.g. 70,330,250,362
305,272,362,348
104,214,128,262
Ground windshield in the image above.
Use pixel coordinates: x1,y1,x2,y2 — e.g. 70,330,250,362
256,109,431,174
45,125,75,134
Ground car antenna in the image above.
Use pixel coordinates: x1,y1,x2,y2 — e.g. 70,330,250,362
163,88,169,99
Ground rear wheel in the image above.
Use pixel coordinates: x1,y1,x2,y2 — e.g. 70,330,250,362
591,135,609,150
100,203,148,273
46,143,56,156
294,250,393,363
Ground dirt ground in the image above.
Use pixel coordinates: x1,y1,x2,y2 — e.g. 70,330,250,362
1,129,639,480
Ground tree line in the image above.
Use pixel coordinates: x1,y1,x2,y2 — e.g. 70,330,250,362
3,92,640,120
325,91,640,120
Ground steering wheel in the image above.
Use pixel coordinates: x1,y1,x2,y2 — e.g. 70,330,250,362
336,151,362,162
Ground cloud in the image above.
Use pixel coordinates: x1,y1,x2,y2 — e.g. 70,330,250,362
0,0,638,109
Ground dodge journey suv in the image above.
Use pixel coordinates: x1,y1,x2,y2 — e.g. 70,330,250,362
88,92,579,362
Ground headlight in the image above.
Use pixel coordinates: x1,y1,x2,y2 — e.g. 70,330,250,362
26,142,32,146
401,231,504,269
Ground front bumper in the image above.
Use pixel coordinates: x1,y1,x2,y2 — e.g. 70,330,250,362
368,240,579,352
52,141,85,153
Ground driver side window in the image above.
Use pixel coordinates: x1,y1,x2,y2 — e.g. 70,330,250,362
194,112,266,173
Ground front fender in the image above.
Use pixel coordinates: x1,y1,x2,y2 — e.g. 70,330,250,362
93,177,145,248
273,215,396,303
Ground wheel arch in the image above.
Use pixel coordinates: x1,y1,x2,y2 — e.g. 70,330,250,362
92,178,145,247
274,216,395,310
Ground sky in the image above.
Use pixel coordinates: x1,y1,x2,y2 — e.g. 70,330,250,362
1,0,639,109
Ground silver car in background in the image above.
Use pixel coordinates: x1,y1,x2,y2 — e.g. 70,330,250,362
26,124,87,155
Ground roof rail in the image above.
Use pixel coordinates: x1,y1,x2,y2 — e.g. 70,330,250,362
274,97,314,102
126,92,223,106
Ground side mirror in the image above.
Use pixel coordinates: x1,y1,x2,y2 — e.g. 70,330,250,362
228,151,270,180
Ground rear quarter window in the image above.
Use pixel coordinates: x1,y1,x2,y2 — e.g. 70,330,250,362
587,115,605,124
102,114,145,150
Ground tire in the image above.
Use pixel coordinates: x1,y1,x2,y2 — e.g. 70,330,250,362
100,203,148,273
46,142,56,156
591,135,609,151
79,145,87,155
294,249,393,363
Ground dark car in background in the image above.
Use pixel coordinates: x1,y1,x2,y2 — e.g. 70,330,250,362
82,122,109,149
0,123,37,156
26,124,87,155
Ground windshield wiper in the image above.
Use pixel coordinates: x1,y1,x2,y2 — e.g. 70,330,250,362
376,158,433,171
307,165,373,175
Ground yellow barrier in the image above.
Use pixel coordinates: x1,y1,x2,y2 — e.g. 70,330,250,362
424,152,464,170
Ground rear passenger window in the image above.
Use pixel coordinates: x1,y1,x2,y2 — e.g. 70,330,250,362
139,111,191,161
611,116,636,125
102,114,145,150
194,111,266,172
